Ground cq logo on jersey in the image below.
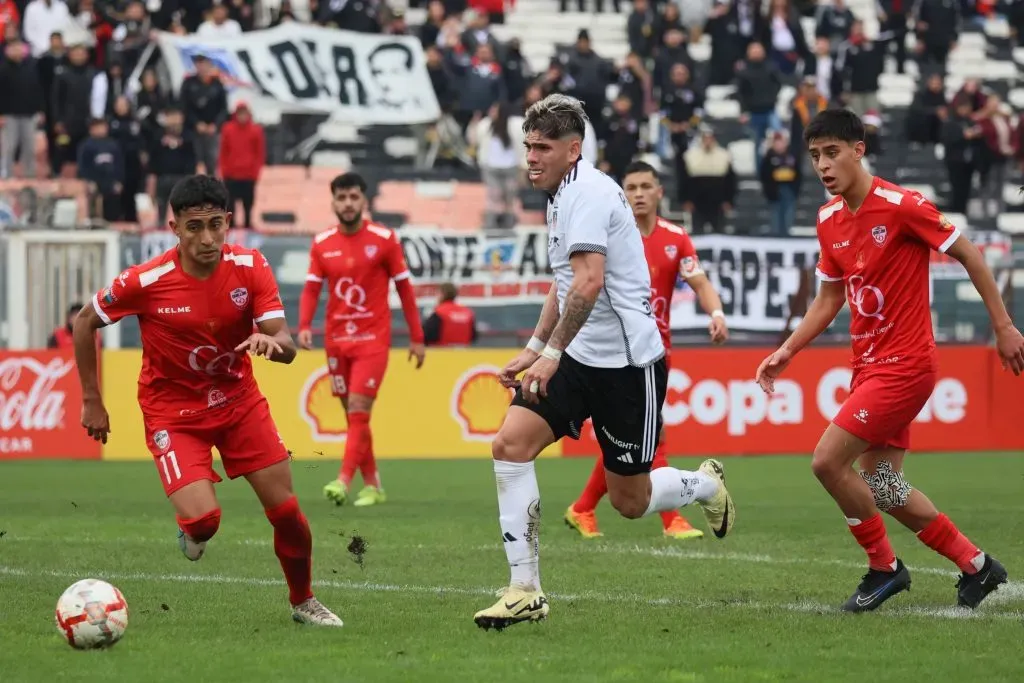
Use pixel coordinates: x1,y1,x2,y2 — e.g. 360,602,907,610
847,275,885,321
333,277,368,312
188,345,240,376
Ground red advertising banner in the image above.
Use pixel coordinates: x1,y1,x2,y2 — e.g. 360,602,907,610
562,345,1024,457
0,350,101,460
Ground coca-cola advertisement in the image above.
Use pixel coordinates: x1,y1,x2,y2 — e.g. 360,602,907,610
0,350,101,460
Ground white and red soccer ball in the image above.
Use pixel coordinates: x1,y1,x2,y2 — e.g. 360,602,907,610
55,579,129,649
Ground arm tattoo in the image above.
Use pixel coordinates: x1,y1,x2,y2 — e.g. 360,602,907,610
548,285,597,350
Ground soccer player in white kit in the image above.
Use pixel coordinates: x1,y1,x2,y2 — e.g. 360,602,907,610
473,95,738,631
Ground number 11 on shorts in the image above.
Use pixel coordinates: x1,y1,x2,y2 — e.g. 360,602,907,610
160,451,181,485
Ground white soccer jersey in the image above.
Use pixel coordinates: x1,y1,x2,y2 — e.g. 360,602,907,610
546,158,664,368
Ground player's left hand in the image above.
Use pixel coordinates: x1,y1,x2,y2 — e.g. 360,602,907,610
708,317,729,345
408,342,425,369
235,333,283,360
995,323,1024,376
521,355,558,404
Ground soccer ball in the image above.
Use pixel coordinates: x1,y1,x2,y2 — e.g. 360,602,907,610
54,579,129,649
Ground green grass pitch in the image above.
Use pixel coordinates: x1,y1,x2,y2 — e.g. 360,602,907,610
1,454,1021,682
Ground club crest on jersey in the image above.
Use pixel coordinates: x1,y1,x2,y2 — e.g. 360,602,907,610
364,245,378,258
664,245,678,259
229,287,249,308
153,430,170,453
871,225,887,246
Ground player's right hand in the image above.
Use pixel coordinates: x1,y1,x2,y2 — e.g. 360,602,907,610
755,347,793,394
498,349,540,389
81,397,111,444
297,329,314,350
995,324,1024,376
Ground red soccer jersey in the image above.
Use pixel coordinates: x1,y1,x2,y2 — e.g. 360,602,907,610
302,220,412,351
92,244,286,418
815,176,961,371
643,217,704,349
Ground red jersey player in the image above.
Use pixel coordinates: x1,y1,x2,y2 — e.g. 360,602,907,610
73,176,342,626
756,109,1024,612
297,172,425,508
565,161,729,540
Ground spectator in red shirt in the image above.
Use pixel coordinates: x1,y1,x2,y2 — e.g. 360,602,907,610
218,101,265,228
0,0,19,40
424,283,478,346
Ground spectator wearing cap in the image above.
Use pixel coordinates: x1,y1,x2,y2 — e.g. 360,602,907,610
627,0,657,61
149,107,197,227
566,30,612,130
51,43,104,173
907,72,948,145
735,42,782,161
678,126,736,234
0,36,44,179
877,0,911,74
815,0,855,52
789,76,829,159
912,0,960,71
198,2,242,37
219,101,265,229
22,0,69,57
834,20,892,117
759,129,801,236
180,53,228,175
77,117,124,222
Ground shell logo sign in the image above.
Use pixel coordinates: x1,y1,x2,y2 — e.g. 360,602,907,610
450,365,514,441
300,366,348,442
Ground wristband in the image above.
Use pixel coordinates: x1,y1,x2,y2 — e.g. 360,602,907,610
526,336,545,353
541,345,563,362
711,310,725,320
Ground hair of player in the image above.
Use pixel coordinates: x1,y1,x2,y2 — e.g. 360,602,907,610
368,42,413,69
68,303,83,316
802,108,865,146
330,172,367,195
623,160,659,182
168,175,231,215
522,94,588,141
439,282,458,302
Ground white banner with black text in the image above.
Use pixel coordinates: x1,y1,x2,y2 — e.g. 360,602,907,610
153,24,441,124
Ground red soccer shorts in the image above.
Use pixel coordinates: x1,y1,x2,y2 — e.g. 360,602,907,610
324,347,390,399
143,391,290,497
833,365,937,450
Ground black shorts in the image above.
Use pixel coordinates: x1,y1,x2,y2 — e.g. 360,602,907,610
512,353,668,476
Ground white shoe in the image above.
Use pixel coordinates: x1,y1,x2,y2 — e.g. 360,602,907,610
291,597,344,627
177,529,207,561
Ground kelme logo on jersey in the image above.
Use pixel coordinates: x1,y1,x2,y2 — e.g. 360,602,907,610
299,367,348,442
230,287,249,308
451,366,515,441
871,225,887,246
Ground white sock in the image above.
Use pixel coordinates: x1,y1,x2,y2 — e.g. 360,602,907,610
644,467,719,517
493,459,541,592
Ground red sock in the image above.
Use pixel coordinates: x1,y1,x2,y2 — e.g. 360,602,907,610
356,413,380,488
917,513,984,574
847,513,898,572
573,458,608,513
176,508,221,542
265,496,314,606
339,411,370,485
651,445,681,527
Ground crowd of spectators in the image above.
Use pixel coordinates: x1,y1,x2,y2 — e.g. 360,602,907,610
0,0,1021,231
